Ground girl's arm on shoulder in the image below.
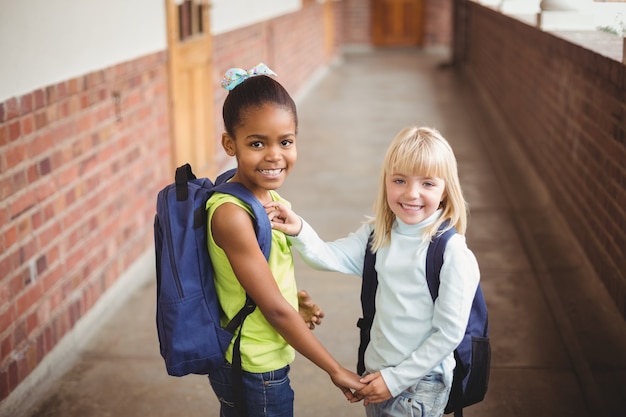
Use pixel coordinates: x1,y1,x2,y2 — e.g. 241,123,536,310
212,203,365,398
266,201,370,276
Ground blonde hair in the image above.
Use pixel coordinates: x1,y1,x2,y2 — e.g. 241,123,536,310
369,126,468,252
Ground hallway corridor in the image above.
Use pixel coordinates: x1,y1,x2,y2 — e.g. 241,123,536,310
16,48,626,417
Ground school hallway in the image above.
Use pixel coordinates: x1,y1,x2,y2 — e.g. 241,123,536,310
16,47,626,417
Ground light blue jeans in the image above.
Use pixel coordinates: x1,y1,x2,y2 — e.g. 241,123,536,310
209,362,294,417
365,373,451,417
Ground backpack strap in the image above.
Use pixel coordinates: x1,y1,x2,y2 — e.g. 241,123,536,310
229,294,256,417
425,221,456,301
214,167,237,186
175,163,196,201
356,232,377,375
212,168,272,258
210,168,273,417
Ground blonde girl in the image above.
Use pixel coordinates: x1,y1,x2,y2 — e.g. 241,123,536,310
268,126,480,417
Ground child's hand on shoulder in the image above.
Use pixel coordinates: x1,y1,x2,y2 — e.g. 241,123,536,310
265,202,302,236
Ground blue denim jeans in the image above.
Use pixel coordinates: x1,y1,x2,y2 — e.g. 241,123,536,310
364,373,450,417
209,362,294,417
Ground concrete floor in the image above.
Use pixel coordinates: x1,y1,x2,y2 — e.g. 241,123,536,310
8,48,626,417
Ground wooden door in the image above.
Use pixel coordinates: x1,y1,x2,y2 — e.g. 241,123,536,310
323,0,336,60
165,0,215,178
372,0,424,47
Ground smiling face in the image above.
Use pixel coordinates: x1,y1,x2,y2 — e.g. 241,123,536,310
222,103,297,201
385,171,446,225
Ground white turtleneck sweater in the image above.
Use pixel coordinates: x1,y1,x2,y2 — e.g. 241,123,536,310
287,210,480,397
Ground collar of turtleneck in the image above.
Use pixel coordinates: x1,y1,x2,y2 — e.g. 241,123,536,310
393,209,443,236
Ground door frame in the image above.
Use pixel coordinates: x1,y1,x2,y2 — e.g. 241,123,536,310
164,0,216,178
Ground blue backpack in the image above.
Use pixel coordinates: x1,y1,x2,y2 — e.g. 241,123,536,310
154,164,271,404
357,223,490,417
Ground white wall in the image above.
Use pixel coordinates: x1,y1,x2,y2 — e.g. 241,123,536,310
0,0,167,101
210,0,301,35
0,0,303,101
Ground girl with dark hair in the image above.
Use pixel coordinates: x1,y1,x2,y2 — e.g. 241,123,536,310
207,63,363,417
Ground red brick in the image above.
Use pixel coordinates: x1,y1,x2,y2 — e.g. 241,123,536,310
66,247,88,274
67,78,80,95
36,255,47,275
56,81,69,100
26,311,38,336
29,131,54,158
0,332,12,359
8,120,21,142
57,100,70,119
33,110,48,130
68,300,82,327
3,225,17,252
0,257,14,287
7,359,18,392
4,98,19,121
20,93,33,115
0,306,14,336
79,154,98,175
46,85,58,105
58,165,79,187
12,168,27,190
38,157,52,176
0,205,8,230
26,163,38,186
33,89,45,111
42,326,52,354
79,93,90,110
36,298,50,324
38,222,61,249
13,320,27,347
21,114,34,136
0,124,8,146
46,103,58,124
0,368,9,402
68,95,81,116
10,190,36,219
42,265,64,293
4,143,27,171
44,246,60,270
16,283,43,318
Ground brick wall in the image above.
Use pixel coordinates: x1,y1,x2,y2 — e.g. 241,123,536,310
424,0,453,46
454,1,626,317
0,51,171,401
212,3,338,170
342,0,372,44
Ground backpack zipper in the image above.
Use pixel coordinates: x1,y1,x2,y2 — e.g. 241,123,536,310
162,187,185,298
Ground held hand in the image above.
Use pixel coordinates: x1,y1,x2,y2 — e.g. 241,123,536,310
330,367,367,403
265,202,302,236
357,372,392,405
298,290,325,330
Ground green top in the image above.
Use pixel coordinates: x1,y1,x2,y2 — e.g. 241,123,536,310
206,190,297,372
